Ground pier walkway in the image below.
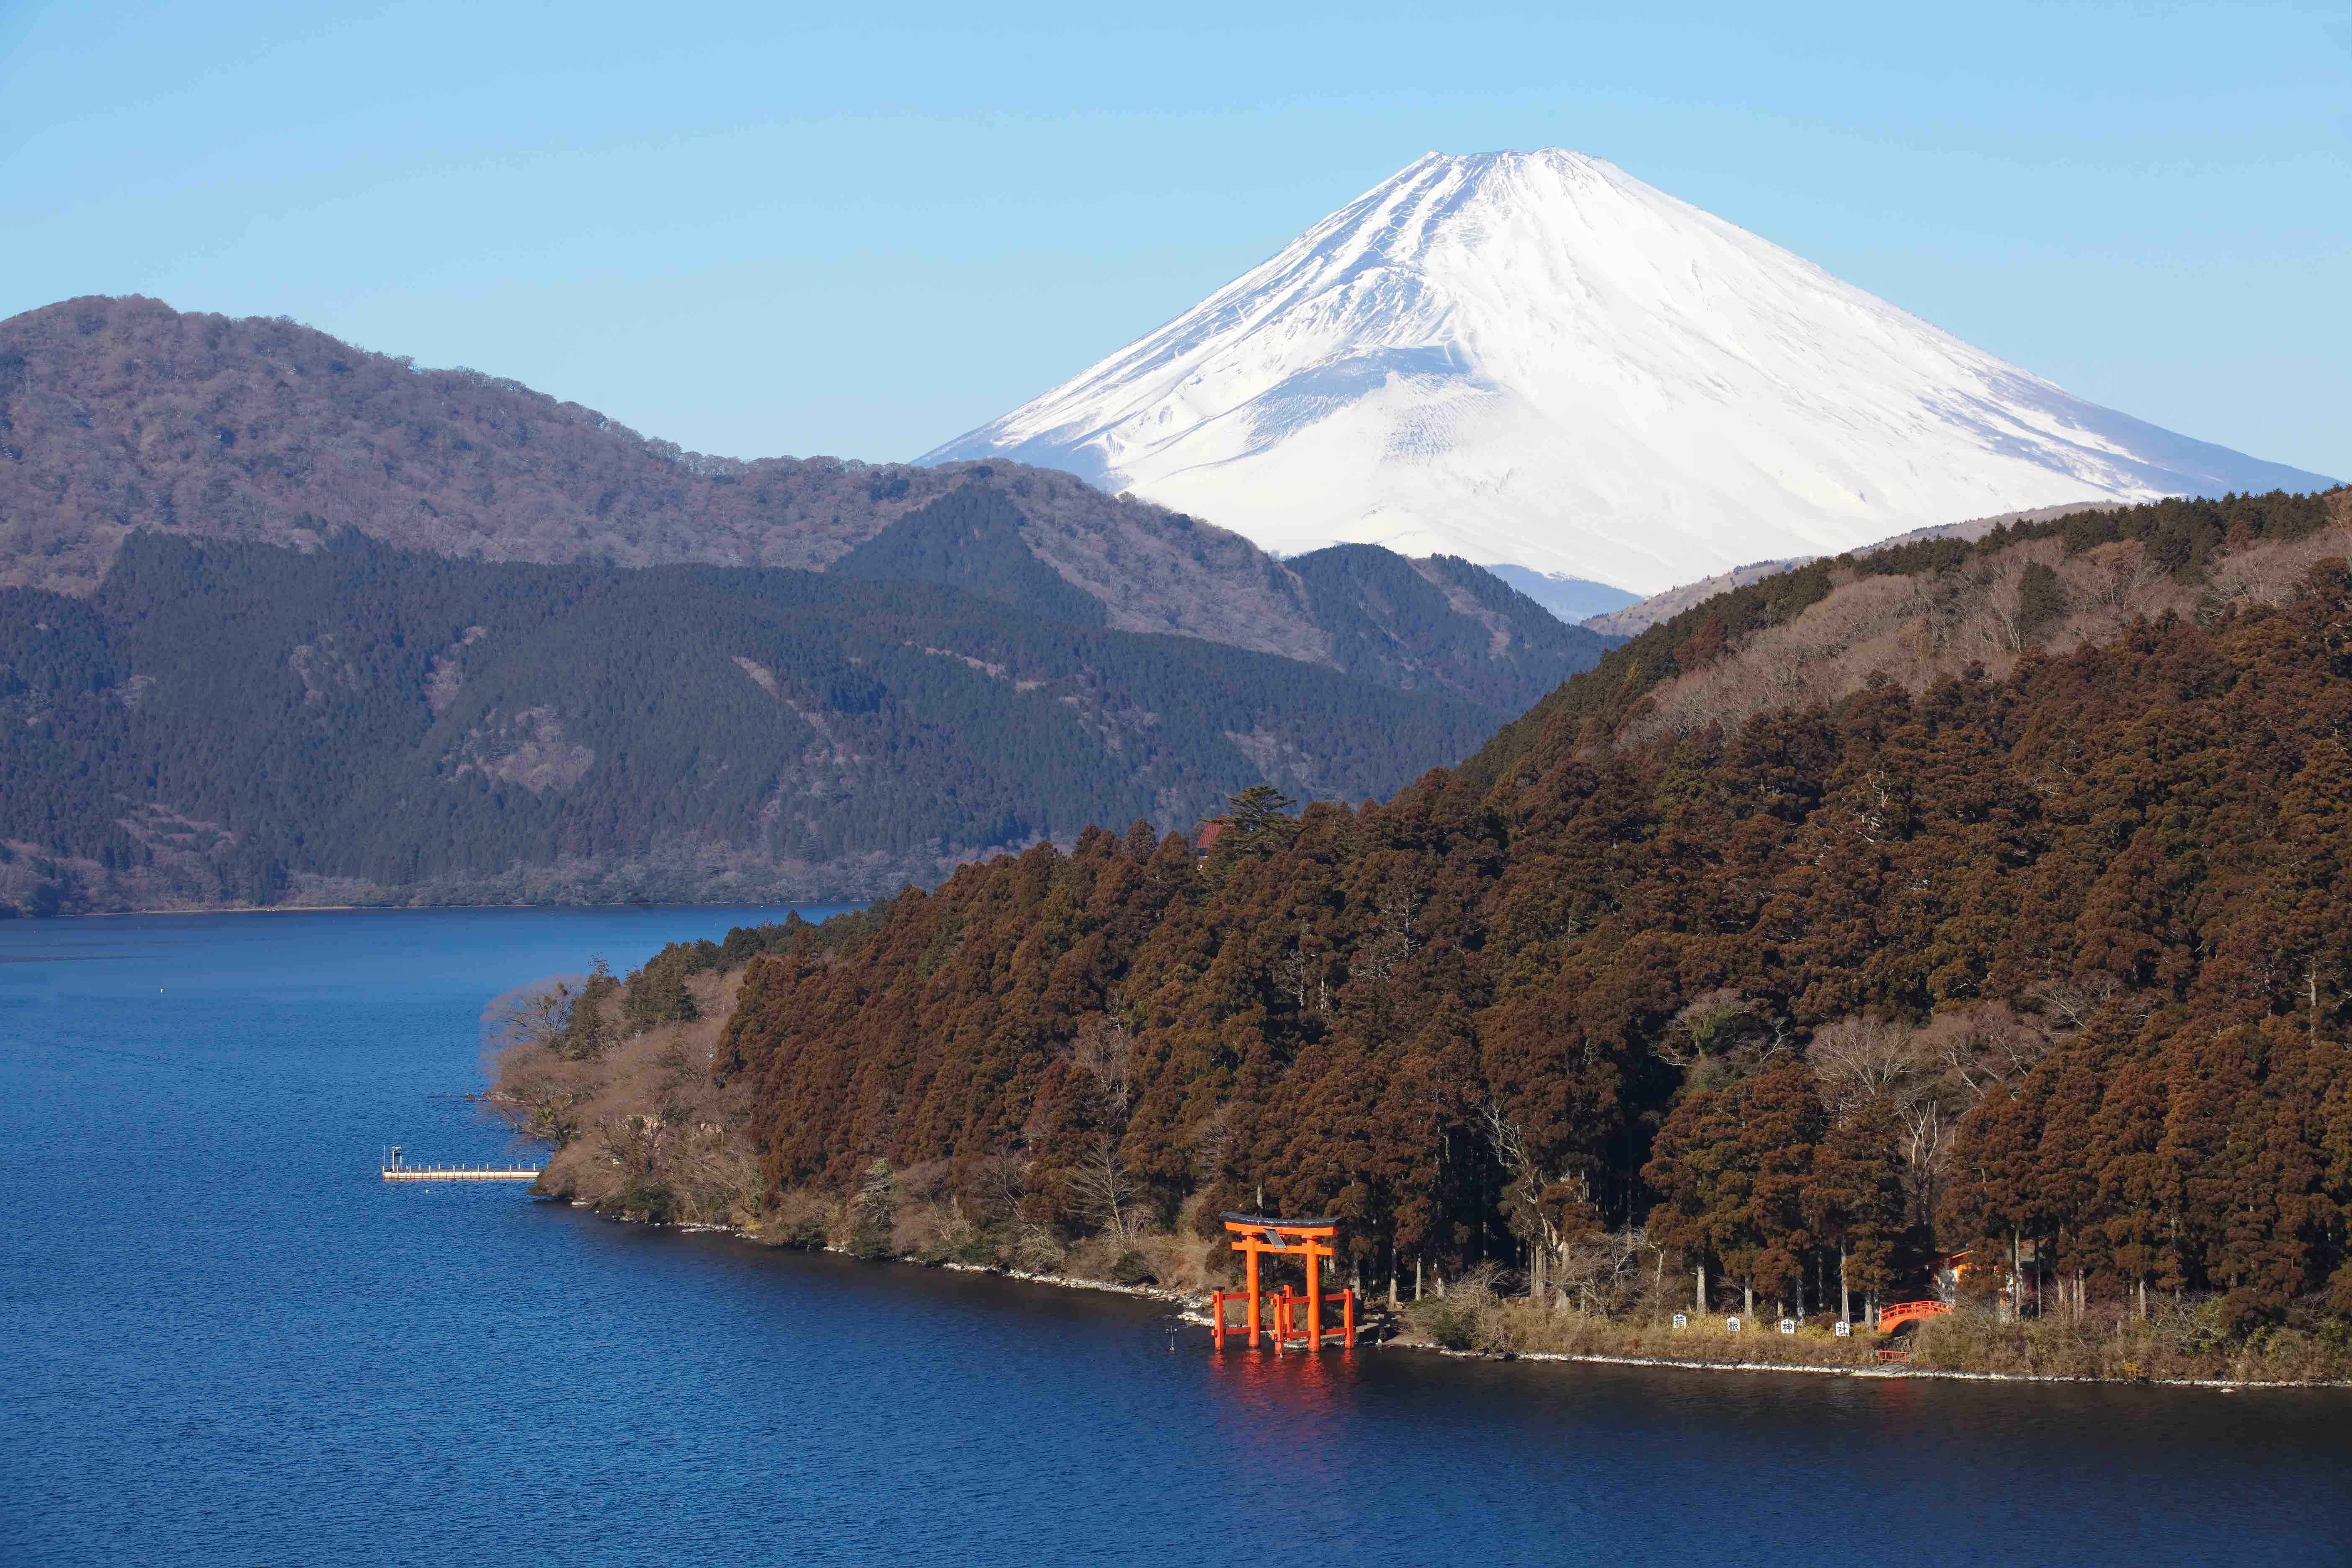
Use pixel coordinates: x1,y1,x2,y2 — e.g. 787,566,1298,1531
381,1147,540,1182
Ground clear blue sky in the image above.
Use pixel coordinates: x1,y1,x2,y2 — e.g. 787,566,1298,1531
3,1,2345,477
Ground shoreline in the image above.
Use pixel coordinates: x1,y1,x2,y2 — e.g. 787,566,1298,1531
61,903,369,917
650,1209,2342,1393
1402,1343,2349,1391
48,898,828,919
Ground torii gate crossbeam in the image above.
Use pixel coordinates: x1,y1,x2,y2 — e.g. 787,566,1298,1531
1210,1213,1356,1351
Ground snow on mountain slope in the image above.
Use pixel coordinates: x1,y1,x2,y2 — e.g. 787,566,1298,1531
922,151,2334,595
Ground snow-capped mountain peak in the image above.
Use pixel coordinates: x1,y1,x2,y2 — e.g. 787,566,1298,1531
923,150,2331,594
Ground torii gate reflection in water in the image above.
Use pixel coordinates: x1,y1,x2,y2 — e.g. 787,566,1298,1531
1210,1213,1357,1350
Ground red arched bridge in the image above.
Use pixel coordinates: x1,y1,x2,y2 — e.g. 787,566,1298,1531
1876,1299,1951,1333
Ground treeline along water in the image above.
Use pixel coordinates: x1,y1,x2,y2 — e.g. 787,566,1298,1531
5,910,2350,1565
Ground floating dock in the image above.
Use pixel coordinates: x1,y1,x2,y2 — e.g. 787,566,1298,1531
381,1146,539,1182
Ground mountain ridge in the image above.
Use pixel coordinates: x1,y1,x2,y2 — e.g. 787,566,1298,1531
1580,500,2138,637
0,294,1609,698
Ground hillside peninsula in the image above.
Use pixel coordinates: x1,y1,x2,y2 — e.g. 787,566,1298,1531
493,490,2352,1385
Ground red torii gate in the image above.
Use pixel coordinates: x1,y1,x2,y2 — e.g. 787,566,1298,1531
1209,1213,1356,1351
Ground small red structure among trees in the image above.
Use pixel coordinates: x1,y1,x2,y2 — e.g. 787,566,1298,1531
1210,1214,1357,1350
1875,1299,1950,1333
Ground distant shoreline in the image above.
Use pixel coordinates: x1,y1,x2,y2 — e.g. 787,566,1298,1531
44,900,822,919
652,1209,2343,1394
59,904,368,917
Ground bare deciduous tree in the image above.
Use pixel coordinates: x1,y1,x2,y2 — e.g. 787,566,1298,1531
1807,1016,1937,1122
1806,1013,1978,1230
1357,874,1424,981
977,1153,1063,1271
849,1158,898,1257
481,977,576,1057
1555,1227,1649,1317
478,977,594,1149
1188,1102,1235,1184
1921,1002,2053,1101
1476,1096,1602,1305
1066,1016,1142,1241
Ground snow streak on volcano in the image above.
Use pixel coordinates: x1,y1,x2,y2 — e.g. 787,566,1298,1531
923,151,2332,594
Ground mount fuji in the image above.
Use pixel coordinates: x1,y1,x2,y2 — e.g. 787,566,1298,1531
923,151,2333,595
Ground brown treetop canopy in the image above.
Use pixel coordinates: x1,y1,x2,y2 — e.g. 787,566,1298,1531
717,487,2352,1324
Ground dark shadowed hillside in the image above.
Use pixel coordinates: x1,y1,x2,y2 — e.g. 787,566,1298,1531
828,486,1107,626
0,533,1516,915
1285,546,1608,714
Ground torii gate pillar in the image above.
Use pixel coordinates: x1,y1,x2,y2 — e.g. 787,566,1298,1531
1211,1213,1354,1351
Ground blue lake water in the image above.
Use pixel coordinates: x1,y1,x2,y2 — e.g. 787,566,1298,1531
5,908,2352,1565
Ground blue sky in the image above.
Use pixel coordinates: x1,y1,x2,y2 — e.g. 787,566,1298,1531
3,1,2345,476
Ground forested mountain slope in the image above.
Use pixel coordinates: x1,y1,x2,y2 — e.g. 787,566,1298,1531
1283,545,1602,712
0,296,1610,705
822,490,1609,713
712,487,2352,1331
1578,501,2128,638
0,534,1509,914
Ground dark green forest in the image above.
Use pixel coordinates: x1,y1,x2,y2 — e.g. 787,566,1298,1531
704,488,2352,1341
828,486,1614,712
827,485,1109,626
1285,544,1607,714
0,529,1532,913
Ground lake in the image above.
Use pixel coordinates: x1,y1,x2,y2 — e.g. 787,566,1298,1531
5,908,2350,1565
